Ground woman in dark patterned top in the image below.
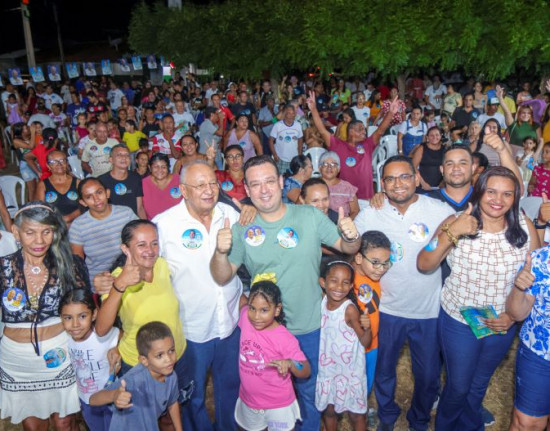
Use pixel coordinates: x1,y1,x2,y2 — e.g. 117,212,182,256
0,201,90,430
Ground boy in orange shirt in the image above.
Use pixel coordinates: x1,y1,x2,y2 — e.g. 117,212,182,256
352,231,392,397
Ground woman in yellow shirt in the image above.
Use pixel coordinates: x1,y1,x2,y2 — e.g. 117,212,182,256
95,220,186,373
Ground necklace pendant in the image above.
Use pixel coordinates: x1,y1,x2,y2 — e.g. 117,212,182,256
30,266,42,275
29,295,39,310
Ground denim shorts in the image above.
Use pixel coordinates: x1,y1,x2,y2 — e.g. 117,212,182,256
19,161,38,182
514,343,550,417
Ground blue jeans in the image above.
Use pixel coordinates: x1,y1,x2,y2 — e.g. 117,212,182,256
375,312,440,430
435,308,516,431
175,328,241,431
80,400,112,431
366,348,378,396
294,328,321,431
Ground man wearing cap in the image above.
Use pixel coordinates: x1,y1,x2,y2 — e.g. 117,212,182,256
477,97,506,130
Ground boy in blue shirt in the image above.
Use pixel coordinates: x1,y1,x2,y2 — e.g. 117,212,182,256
90,322,182,431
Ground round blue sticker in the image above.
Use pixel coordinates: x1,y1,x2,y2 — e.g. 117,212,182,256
356,145,365,154
103,146,112,155
357,283,373,304
245,225,265,246
2,288,26,312
390,241,403,262
45,191,58,203
67,191,78,201
408,223,429,242
170,187,182,199
221,181,234,192
424,237,439,251
114,183,127,195
239,141,247,148
90,145,98,153
43,348,66,368
182,229,203,249
277,227,298,249
345,156,357,167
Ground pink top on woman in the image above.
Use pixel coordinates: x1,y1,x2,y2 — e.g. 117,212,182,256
328,180,358,217
142,174,182,220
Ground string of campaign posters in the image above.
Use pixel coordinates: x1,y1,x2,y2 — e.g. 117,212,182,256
1,55,169,87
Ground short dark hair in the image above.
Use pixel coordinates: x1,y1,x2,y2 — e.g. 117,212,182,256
359,231,391,255
149,152,170,168
77,177,105,199
382,155,416,176
111,143,130,153
136,321,174,357
204,107,218,119
443,144,473,162
243,155,280,184
472,151,489,170
224,144,244,157
300,177,329,199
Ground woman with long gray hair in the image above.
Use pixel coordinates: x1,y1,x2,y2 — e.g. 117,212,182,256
0,202,90,430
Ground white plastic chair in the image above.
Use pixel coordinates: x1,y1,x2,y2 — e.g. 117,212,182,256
304,147,327,178
389,124,400,136
371,144,388,193
0,175,26,218
67,155,85,180
519,196,542,221
379,135,398,158
3,126,18,166
367,125,378,137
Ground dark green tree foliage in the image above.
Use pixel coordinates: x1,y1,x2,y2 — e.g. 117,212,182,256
128,0,550,79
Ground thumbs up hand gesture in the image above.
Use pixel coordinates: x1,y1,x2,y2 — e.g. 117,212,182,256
337,207,359,242
114,249,142,292
514,253,535,291
114,380,133,409
449,203,479,237
216,218,233,254
538,192,550,224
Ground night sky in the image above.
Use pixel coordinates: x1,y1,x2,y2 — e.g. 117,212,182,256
0,0,142,55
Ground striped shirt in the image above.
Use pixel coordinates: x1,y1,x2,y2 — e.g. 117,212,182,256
69,205,138,285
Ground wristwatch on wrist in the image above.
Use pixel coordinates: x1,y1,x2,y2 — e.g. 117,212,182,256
533,218,548,229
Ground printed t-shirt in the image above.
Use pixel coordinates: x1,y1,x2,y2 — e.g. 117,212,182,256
228,205,340,335
238,307,306,409
353,273,380,352
98,171,143,215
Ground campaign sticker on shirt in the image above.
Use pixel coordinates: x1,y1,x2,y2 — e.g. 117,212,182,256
357,283,373,304
245,225,265,247
170,186,181,199
277,227,298,249
90,145,98,153
103,146,112,155
2,288,26,312
182,229,203,249
114,183,127,195
356,145,365,154
43,347,67,368
408,222,429,242
67,191,78,201
390,241,404,262
424,236,439,251
239,141,247,148
345,156,357,167
221,181,234,192
45,191,58,203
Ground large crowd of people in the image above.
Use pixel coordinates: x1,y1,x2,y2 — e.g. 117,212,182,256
0,71,549,431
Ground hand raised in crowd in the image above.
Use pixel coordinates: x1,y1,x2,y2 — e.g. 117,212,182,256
114,250,141,291
268,359,293,377
483,128,506,153
389,96,400,114
306,91,317,112
514,253,534,291
205,141,216,161
113,380,132,409
484,312,514,333
538,192,550,224
449,203,478,237
107,346,122,374
496,85,504,100
337,207,359,241
359,310,371,330
94,271,116,296
216,218,233,254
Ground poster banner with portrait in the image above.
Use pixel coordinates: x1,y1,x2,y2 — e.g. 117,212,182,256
66,62,79,79
101,59,112,75
84,62,97,77
132,56,143,71
47,64,61,81
119,58,131,73
30,66,45,83
147,55,157,69
8,68,23,86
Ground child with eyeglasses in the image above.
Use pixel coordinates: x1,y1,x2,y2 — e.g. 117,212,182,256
352,231,392,401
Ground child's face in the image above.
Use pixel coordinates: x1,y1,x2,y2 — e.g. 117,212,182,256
354,247,392,281
247,293,281,331
320,265,353,305
140,337,177,381
543,146,550,163
61,302,96,342
523,139,536,152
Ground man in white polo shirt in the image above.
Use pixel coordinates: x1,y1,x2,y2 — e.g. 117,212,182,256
153,160,242,431
355,155,454,431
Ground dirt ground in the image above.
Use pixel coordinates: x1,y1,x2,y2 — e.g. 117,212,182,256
0,339,516,431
